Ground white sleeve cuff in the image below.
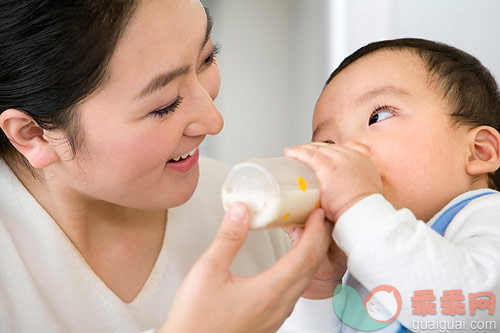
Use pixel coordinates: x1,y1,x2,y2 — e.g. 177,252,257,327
277,297,341,332
333,194,397,255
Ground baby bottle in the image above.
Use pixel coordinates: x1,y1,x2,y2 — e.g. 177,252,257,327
221,157,321,229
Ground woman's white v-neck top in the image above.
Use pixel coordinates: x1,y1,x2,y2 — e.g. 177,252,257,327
0,157,290,332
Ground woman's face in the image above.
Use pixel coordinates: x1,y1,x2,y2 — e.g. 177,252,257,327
50,0,223,209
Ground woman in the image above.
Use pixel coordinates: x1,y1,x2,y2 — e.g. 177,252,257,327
0,1,337,332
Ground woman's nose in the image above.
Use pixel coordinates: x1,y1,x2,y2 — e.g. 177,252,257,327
184,82,224,137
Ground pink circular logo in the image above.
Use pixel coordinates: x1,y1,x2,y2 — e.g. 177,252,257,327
364,285,402,323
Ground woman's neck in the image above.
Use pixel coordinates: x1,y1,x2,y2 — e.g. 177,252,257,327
7,159,167,302
8,158,167,303
9,159,166,246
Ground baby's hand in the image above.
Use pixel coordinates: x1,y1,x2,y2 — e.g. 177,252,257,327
285,142,383,222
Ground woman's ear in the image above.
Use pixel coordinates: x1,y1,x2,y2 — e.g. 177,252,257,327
0,109,59,168
466,125,500,176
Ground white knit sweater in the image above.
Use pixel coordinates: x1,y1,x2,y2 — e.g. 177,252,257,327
0,157,290,332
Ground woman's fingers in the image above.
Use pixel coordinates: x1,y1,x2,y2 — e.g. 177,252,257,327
258,208,333,298
163,206,334,332
201,202,250,273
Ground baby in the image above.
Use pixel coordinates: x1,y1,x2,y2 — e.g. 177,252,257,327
285,38,500,332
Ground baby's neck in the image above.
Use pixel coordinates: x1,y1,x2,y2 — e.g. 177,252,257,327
470,174,491,191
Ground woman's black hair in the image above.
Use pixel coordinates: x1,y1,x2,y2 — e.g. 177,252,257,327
0,0,137,168
326,38,500,190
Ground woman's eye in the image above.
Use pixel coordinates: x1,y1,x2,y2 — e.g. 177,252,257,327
369,106,395,125
149,96,183,119
202,43,221,67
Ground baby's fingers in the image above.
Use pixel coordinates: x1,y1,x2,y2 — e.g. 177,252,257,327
284,145,340,172
282,225,304,248
342,141,371,155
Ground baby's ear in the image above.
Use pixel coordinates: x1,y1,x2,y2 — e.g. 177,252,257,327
466,125,500,176
0,109,59,168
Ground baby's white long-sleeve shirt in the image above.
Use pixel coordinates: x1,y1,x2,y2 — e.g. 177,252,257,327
281,189,500,332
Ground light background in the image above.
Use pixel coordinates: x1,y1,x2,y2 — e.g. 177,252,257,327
200,0,500,165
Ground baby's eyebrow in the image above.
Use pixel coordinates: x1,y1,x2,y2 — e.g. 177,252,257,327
358,85,411,103
312,85,410,140
312,122,327,141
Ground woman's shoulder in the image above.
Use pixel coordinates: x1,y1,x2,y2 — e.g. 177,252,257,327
194,156,230,199
198,156,231,185
199,156,230,170
170,156,228,223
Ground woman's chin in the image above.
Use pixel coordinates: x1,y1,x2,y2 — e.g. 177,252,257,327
112,164,200,210
161,165,200,209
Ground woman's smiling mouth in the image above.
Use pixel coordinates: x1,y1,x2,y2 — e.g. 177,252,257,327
166,148,199,172
169,147,198,162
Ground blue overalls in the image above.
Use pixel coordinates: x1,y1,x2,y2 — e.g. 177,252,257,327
395,191,496,332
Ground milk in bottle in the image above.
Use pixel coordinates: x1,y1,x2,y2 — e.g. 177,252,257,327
221,157,320,229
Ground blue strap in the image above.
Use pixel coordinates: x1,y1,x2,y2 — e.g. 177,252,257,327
396,191,495,332
395,324,411,333
430,191,495,235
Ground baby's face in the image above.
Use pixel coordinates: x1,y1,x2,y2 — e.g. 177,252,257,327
313,50,474,221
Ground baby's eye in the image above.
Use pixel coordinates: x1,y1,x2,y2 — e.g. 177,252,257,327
369,106,395,125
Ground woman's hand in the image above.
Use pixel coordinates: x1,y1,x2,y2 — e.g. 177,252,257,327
159,202,333,333
283,223,347,300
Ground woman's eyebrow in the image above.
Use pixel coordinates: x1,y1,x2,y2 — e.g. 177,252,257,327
135,65,190,101
134,8,213,101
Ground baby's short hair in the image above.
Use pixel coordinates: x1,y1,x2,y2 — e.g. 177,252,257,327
326,38,500,190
